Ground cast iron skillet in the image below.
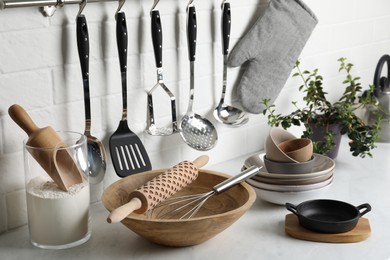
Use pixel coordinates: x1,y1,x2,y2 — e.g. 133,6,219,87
286,199,371,233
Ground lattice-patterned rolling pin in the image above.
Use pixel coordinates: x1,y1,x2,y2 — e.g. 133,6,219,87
107,155,209,223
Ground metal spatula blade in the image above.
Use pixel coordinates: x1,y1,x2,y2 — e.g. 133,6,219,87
109,12,152,177
109,121,151,178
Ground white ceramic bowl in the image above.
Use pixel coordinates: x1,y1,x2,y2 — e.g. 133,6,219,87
250,171,333,185
251,182,333,205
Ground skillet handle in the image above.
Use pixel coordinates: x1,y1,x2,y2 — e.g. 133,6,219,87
285,203,298,215
356,203,371,217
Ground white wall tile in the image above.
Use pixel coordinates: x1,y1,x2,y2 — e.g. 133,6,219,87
6,189,27,229
246,120,269,155
0,8,48,32
2,108,53,154
305,0,355,25
373,15,390,42
0,70,52,115
0,152,25,194
0,124,3,155
0,195,6,233
0,27,66,73
354,0,390,20
329,20,375,51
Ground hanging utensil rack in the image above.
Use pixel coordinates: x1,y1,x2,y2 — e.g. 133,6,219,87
0,0,117,17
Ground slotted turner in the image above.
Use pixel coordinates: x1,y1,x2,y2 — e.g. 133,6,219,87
109,12,152,178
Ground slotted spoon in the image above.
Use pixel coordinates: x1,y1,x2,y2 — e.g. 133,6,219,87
109,12,152,178
180,4,218,151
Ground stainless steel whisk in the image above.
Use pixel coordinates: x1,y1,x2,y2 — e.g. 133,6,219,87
152,165,261,219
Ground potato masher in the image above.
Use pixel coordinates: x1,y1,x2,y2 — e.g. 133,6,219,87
146,4,178,136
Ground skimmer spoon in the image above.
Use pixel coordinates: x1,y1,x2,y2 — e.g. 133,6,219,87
180,4,218,151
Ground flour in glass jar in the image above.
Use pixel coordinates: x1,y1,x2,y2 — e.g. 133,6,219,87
26,176,90,247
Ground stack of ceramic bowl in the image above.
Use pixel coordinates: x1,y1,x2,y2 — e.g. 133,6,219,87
244,128,335,205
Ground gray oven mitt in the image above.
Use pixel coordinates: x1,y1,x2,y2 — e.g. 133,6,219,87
228,0,318,114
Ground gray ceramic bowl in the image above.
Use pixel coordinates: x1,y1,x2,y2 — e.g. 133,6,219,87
263,155,315,174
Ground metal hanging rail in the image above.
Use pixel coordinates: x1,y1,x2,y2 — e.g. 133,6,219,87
0,0,118,16
1,0,117,9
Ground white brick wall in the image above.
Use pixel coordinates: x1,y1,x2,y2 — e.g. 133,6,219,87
1,0,389,233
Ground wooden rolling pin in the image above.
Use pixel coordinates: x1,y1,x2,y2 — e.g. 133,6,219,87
8,104,84,191
107,155,209,223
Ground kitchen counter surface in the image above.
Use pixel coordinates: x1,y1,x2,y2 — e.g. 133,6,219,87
1,139,389,260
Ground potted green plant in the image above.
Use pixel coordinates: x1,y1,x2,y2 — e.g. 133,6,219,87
262,58,385,158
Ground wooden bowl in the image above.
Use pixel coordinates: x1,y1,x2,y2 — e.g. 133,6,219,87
278,138,313,162
265,128,298,163
102,169,256,247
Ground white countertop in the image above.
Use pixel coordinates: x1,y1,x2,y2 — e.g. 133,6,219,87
1,138,389,260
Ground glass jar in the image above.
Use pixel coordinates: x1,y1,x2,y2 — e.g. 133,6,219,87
23,131,91,249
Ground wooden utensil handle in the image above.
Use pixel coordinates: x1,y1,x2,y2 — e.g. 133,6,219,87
107,197,142,223
8,104,39,136
193,155,209,169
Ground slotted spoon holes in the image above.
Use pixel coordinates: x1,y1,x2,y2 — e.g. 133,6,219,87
180,115,217,151
114,143,147,172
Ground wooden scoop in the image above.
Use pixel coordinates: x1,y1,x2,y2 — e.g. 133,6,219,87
107,155,209,223
8,104,84,191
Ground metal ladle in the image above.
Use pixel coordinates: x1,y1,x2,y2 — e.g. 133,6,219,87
180,2,218,151
76,1,107,184
213,1,248,127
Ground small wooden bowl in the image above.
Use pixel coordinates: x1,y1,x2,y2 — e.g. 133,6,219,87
102,169,256,247
265,128,298,163
278,138,313,162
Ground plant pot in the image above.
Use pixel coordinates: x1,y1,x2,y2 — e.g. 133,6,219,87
309,123,342,159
